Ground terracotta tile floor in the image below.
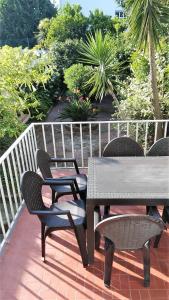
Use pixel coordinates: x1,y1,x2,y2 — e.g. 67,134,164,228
0,170,169,300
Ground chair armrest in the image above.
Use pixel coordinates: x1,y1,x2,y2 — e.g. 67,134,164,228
30,210,70,216
31,210,75,228
50,157,80,174
59,177,80,193
43,179,78,200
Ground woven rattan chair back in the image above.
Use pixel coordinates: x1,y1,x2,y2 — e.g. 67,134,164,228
21,171,45,212
147,137,169,156
36,149,52,178
103,137,144,157
95,214,164,250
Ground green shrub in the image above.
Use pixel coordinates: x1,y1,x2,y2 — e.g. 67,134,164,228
60,97,94,121
64,64,92,97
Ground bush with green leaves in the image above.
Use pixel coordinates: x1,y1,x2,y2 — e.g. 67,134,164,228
44,3,87,46
51,39,80,73
88,9,115,35
64,63,92,97
0,46,54,138
60,97,94,121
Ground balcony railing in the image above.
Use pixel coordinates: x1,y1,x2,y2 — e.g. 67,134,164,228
0,119,169,252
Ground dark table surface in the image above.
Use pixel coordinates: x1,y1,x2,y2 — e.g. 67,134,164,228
87,156,169,263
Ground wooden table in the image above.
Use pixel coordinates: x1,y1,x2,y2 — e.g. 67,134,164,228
87,156,169,263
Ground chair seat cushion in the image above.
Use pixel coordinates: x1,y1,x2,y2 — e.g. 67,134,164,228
42,199,86,228
52,174,87,194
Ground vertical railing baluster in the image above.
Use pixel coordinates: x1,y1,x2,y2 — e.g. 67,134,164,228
0,177,10,227
108,123,111,143
136,122,139,142
51,124,57,168
18,142,25,173
127,122,129,137
15,145,22,176
164,121,168,138
27,131,35,171
89,123,92,157
25,134,32,170
117,122,120,137
31,126,37,170
0,209,6,239
99,123,101,157
2,162,15,218
21,138,29,170
144,122,148,155
70,124,75,158
6,156,18,210
80,123,84,167
61,124,66,167
154,122,158,143
42,124,47,152
11,150,22,204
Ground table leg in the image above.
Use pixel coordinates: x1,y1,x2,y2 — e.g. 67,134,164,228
86,203,95,264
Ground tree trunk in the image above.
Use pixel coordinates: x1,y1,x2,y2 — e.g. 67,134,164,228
108,79,120,108
148,30,163,138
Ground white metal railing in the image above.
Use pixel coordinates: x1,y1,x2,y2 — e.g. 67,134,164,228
0,119,168,252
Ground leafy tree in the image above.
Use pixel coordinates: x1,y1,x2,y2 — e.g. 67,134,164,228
0,46,54,138
44,3,87,46
51,39,81,73
88,9,115,35
126,0,169,134
0,0,56,47
79,30,120,105
64,64,93,97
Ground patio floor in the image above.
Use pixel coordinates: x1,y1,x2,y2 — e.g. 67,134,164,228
0,170,169,300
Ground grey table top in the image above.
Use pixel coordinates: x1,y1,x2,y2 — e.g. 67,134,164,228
87,156,169,201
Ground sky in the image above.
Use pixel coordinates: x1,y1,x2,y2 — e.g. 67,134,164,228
59,0,122,16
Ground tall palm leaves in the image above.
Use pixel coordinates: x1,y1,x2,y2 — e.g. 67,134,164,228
126,0,169,125
79,30,119,104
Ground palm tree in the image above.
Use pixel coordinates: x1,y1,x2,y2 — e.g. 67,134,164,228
79,30,120,106
126,0,169,134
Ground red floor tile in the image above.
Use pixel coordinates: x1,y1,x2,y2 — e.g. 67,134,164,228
0,169,169,300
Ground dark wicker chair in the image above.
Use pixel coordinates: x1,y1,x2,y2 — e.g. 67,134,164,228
147,137,169,156
20,171,88,266
95,214,164,288
103,136,144,157
103,137,144,214
36,149,87,203
146,137,169,247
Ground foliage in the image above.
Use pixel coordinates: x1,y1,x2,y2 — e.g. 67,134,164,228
0,0,56,48
36,18,51,46
79,30,120,102
131,51,149,81
126,0,169,50
116,42,169,120
0,46,54,138
64,64,93,97
44,3,87,46
60,97,94,121
51,39,80,73
88,9,115,35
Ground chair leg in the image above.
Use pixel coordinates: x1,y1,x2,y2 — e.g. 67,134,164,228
162,207,169,223
52,190,56,203
143,241,150,287
74,225,88,267
104,238,114,288
104,205,110,216
154,233,162,248
41,223,46,262
94,206,101,250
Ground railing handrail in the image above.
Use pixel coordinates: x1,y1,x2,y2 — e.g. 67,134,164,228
0,123,33,164
33,119,169,125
